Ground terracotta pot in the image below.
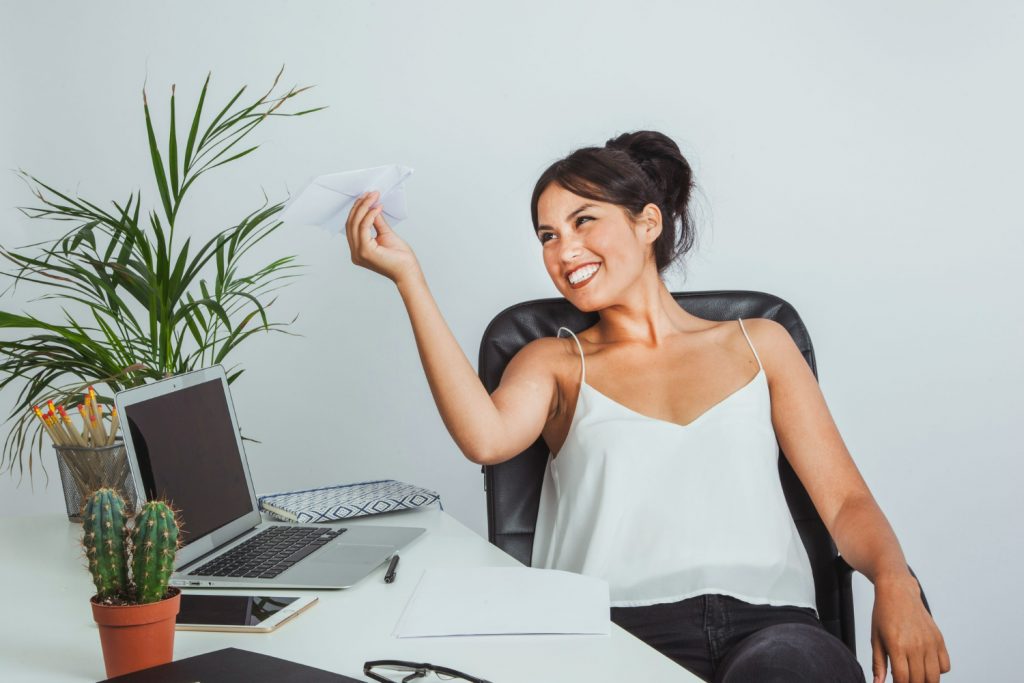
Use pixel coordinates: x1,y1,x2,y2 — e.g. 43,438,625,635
90,586,181,678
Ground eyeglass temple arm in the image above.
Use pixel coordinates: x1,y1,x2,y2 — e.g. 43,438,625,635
364,660,491,683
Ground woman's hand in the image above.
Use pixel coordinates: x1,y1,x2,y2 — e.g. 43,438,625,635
344,190,421,285
870,574,951,683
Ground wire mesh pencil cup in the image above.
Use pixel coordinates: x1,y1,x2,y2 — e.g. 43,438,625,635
52,438,139,522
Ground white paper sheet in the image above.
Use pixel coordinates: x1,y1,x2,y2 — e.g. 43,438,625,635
392,567,610,638
280,164,414,234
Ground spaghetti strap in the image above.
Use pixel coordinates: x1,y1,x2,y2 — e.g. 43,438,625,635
737,318,763,372
556,326,586,384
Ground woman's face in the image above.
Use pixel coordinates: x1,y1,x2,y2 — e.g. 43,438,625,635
535,183,660,308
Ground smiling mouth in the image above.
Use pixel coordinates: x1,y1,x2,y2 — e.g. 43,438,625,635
567,263,600,288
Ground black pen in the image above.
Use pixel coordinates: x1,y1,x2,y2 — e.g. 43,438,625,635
384,554,400,583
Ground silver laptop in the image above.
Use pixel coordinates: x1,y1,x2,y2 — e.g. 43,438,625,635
115,365,426,589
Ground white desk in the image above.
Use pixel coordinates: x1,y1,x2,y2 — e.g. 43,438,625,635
0,507,699,682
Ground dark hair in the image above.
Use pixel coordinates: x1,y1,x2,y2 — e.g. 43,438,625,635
530,130,698,278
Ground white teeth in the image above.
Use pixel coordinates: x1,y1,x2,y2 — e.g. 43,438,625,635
568,264,599,284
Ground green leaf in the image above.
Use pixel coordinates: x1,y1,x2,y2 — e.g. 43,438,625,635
143,88,174,227
168,236,191,299
183,72,210,173
169,83,179,199
203,145,258,172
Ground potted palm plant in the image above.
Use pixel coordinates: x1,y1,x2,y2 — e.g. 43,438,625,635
81,486,183,678
0,67,325,499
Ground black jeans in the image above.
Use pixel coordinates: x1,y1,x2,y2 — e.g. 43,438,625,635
610,593,866,682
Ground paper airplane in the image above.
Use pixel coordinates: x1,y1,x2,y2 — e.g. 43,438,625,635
280,164,414,233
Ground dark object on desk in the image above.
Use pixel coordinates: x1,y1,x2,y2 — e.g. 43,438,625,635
385,554,400,583
98,647,363,682
365,659,492,683
477,291,934,658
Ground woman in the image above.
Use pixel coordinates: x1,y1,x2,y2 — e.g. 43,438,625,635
342,130,950,683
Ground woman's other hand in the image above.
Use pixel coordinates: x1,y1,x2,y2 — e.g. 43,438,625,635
344,190,421,285
870,574,951,683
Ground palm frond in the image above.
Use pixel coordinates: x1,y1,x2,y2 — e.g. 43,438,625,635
0,66,319,477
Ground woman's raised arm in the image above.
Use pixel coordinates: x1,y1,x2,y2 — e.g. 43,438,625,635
343,190,555,465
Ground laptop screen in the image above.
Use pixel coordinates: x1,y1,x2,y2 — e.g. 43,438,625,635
123,378,254,546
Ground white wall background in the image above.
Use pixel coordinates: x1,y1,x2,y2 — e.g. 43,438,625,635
2,1,1020,679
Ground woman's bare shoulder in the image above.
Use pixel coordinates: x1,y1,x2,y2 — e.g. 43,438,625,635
514,331,585,357
737,317,791,342
503,332,586,384
732,317,798,375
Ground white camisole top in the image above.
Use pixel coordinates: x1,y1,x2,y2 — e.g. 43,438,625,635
531,318,818,613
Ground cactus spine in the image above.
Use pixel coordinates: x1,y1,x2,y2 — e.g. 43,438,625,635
130,501,180,603
81,487,129,600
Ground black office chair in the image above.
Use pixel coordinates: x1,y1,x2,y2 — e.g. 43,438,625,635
476,289,931,656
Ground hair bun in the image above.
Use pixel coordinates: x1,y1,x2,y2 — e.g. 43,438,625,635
607,131,667,165
606,130,691,206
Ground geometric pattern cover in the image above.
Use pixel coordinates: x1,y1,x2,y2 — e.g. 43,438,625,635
258,479,443,523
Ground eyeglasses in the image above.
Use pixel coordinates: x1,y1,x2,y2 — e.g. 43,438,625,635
363,659,492,683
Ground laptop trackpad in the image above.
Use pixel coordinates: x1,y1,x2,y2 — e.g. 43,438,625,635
314,543,394,567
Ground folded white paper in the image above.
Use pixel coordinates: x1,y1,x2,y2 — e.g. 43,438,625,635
280,164,414,234
393,567,610,638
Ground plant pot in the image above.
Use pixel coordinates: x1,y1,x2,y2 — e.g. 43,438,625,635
90,587,181,678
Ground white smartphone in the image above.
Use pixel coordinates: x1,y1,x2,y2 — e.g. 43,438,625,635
175,593,318,633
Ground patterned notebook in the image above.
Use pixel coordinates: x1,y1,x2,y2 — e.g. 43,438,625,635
258,479,443,523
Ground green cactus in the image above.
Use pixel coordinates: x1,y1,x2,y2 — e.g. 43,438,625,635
80,489,180,604
81,487,129,600
130,500,180,603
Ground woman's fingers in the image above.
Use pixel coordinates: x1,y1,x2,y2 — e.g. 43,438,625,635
371,204,393,237
924,651,942,683
346,191,379,260
347,192,372,239
888,653,909,683
357,201,382,252
938,638,951,673
871,626,887,683
344,193,364,253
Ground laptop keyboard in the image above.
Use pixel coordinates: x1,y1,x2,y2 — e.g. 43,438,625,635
191,525,348,579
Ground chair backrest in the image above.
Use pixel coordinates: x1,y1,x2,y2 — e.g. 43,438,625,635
476,289,856,652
